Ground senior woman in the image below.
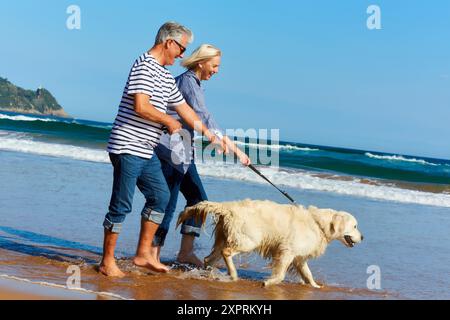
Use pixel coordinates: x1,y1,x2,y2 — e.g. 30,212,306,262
151,44,251,267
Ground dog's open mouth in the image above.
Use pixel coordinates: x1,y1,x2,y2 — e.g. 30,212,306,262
344,235,355,247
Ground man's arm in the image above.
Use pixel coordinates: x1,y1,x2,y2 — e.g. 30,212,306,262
134,93,181,134
174,102,216,142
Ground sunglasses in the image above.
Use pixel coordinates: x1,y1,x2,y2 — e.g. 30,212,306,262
171,39,186,55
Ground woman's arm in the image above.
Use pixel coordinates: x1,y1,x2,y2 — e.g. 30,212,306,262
222,135,251,166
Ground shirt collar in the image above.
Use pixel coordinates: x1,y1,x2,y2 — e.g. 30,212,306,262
185,69,201,86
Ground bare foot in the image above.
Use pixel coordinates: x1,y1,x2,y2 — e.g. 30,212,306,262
99,261,125,277
133,255,169,273
177,252,204,268
149,246,161,263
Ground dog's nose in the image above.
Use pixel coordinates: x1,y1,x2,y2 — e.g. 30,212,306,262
361,235,364,241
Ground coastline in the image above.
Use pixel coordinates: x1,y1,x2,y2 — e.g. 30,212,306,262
0,108,71,119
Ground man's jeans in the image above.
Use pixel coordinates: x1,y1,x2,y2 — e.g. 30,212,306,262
103,153,170,234
152,160,207,247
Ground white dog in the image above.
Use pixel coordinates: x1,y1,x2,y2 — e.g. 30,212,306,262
177,199,363,288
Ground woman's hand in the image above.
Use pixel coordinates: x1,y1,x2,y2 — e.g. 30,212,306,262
208,135,226,155
238,153,251,166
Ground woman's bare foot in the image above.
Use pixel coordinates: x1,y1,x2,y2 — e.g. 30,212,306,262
177,252,204,268
149,245,161,263
133,255,170,273
99,260,125,277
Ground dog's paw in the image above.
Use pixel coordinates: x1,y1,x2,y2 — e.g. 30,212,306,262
311,282,323,289
230,275,239,281
263,279,279,287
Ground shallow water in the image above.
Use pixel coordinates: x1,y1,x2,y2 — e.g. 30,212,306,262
0,151,449,299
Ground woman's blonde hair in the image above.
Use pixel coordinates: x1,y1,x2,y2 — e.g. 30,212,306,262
181,44,221,70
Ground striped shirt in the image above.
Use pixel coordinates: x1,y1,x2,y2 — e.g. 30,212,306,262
106,52,185,159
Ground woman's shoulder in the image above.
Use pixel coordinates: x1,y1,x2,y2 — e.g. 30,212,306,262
176,70,199,87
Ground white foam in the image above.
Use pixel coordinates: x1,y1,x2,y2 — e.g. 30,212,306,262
0,114,57,122
193,136,319,152
234,140,319,152
365,152,439,166
0,274,131,300
0,132,109,163
196,162,450,208
1,131,449,208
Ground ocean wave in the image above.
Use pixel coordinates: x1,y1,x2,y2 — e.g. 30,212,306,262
0,132,109,163
0,113,57,122
195,163,450,208
0,113,114,131
1,133,449,208
0,274,131,300
365,152,439,166
71,120,113,130
234,140,319,152
193,136,318,152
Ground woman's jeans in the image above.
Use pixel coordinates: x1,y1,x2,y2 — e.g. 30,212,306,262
152,159,207,247
103,153,170,234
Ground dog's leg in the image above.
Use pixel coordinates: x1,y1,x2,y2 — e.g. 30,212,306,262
263,253,294,287
222,247,238,281
294,257,322,288
204,247,223,267
205,231,225,267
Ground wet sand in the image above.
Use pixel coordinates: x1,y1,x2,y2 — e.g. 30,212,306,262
0,277,97,300
0,247,391,300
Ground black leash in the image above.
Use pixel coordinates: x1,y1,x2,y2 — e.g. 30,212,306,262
248,164,296,203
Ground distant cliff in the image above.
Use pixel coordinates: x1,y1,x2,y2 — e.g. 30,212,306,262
0,77,70,118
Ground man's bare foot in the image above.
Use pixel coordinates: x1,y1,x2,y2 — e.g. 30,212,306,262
177,252,204,268
133,255,169,273
99,260,125,277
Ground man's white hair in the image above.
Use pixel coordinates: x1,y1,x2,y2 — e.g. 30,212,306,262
155,21,193,45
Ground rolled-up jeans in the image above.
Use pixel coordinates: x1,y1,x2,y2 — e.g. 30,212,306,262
152,160,207,247
103,153,170,234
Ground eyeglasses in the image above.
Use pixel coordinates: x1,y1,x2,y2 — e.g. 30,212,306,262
171,39,186,55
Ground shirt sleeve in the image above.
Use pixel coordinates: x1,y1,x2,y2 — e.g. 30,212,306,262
182,79,223,137
167,80,186,108
126,59,155,97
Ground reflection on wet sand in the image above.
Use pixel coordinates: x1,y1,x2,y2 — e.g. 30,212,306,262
0,226,392,300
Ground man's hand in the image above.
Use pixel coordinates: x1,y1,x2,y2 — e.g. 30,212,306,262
134,93,182,133
165,117,182,134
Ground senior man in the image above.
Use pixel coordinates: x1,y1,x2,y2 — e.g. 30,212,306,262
100,22,219,277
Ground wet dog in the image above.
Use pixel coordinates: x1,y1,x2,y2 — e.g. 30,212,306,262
177,199,363,287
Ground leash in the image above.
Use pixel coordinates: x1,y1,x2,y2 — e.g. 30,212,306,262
248,164,296,204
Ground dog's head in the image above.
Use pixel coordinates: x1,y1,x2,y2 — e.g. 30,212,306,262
309,207,363,247
332,211,363,247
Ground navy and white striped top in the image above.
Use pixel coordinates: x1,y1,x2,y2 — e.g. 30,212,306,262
107,52,185,159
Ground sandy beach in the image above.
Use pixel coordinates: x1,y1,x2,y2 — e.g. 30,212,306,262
1,150,449,300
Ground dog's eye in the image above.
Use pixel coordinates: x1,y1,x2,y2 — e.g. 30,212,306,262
354,225,357,229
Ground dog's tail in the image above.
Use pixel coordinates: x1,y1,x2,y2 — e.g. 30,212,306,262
176,201,230,230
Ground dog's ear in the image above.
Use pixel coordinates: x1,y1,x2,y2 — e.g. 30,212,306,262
330,214,344,237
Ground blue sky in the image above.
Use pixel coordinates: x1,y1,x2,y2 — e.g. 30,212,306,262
1,1,449,159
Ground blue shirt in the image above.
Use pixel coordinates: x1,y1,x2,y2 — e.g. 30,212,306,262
156,70,223,172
